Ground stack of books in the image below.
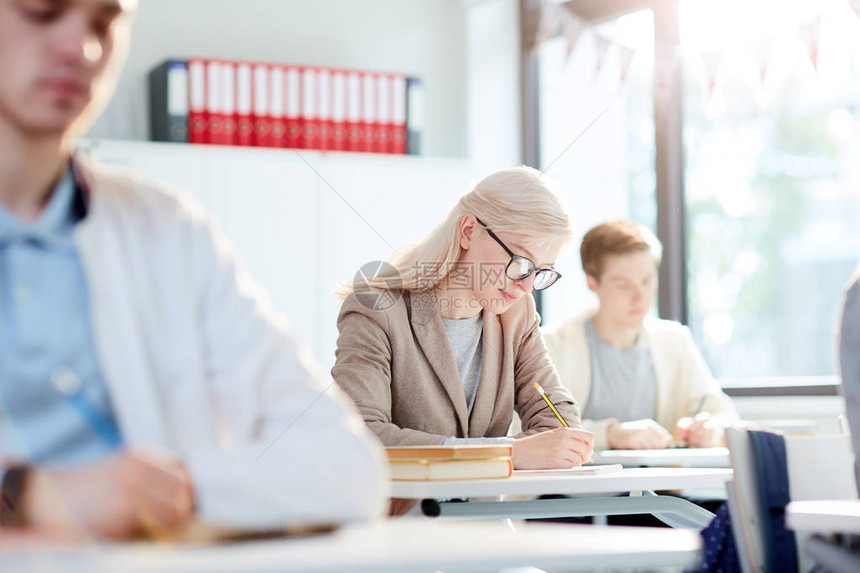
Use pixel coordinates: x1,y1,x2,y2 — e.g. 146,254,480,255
148,59,423,154
386,445,514,481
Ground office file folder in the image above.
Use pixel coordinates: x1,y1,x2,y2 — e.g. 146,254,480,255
149,59,421,155
148,60,189,143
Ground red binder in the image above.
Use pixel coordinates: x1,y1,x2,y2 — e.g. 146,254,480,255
391,74,407,154
235,62,253,146
252,63,271,147
220,61,237,146
301,67,320,149
269,65,286,148
361,72,377,153
345,71,362,152
376,74,392,154
179,57,414,154
205,60,225,145
317,68,332,151
285,66,302,149
330,70,347,151
187,59,207,144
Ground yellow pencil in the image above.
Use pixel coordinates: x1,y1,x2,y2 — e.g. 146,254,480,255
533,382,569,428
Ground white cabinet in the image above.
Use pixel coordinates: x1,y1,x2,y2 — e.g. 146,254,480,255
78,140,473,371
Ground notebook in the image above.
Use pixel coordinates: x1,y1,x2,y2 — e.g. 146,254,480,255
385,444,512,460
389,457,514,481
386,445,514,481
513,464,623,476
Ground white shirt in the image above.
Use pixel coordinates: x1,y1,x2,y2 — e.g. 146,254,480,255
542,309,738,450
21,156,389,528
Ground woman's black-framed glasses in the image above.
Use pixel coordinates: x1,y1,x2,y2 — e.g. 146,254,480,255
475,217,562,291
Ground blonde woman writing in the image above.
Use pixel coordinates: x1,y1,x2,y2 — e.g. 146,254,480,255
333,167,594,470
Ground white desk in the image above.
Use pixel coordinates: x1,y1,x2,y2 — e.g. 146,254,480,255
787,499,860,534
1,519,701,573
596,447,730,468
392,467,733,529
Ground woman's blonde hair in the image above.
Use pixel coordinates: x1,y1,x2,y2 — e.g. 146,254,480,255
335,166,572,299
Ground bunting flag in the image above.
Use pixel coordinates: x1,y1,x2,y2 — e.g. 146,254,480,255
654,45,680,108
594,35,612,74
799,15,822,71
535,3,562,47
701,51,724,100
526,1,841,108
619,45,636,83
562,12,587,60
753,36,773,85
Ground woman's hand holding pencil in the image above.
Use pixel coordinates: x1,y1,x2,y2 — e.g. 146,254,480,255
510,382,595,470
512,427,595,470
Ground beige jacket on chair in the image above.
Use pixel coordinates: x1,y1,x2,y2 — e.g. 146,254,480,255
542,309,738,450
333,290,581,446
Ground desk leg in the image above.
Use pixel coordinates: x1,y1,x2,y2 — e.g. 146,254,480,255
422,493,715,529
640,491,714,529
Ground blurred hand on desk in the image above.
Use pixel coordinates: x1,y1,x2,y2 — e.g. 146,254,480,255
674,413,719,448
606,419,673,449
21,450,194,541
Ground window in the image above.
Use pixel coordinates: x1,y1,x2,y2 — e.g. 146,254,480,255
681,0,860,378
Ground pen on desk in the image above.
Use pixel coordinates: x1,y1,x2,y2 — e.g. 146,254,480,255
693,395,707,417
533,382,568,428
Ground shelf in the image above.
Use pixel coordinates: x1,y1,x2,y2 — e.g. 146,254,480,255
77,139,470,168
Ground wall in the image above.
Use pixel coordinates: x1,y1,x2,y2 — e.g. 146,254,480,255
465,0,522,175
82,139,475,371
81,0,527,369
88,0,468,159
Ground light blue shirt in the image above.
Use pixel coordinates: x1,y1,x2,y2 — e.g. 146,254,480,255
0,168,122,467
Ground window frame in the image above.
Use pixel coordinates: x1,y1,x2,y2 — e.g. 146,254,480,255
520,0,842,394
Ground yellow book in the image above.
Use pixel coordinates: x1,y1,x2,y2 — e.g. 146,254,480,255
389,456,514,481
385,444,513,461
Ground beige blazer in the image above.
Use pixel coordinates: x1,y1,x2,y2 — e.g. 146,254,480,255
333,290,581,446
542,309,738,450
